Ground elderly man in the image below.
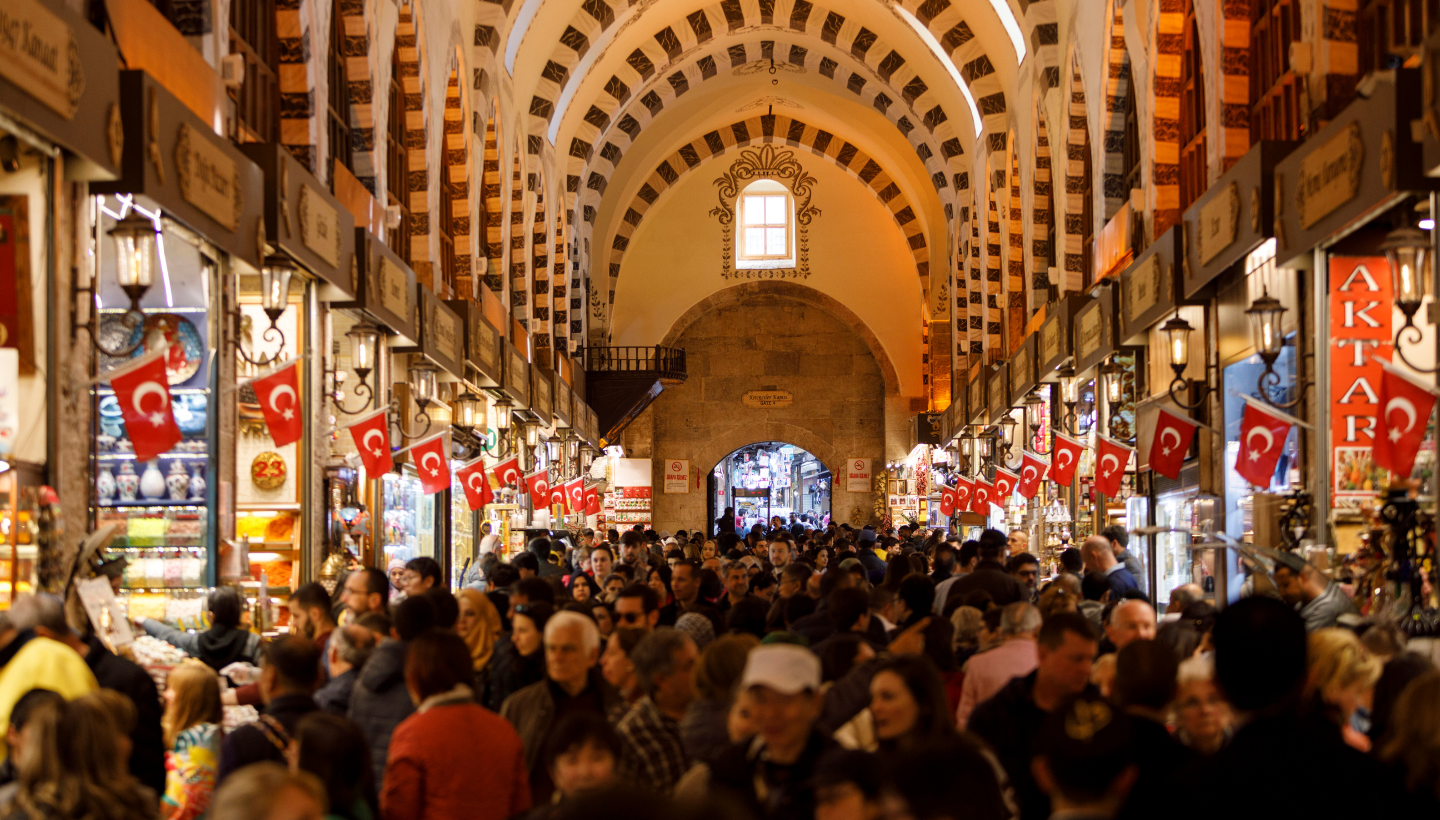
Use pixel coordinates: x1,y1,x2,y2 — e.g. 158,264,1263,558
956,602,1042,728
710,645,838,820
1081,535,1138,600
1165,583,1206,616
501,610,623,803
1106,599,1157,652
1271,552,1357,631
615,628,699,794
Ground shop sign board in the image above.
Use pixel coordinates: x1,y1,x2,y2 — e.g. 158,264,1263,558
1182,141,1296,298
1038,295,1082,378
1074,287,1116,374
241,143,356,298
742,389,793,408
339,229,416,344
664,460,690,494
175,123,241,231
502,341,530,408
1196,183,1240,265
846,458,872,493
531,367,553,426
988,363,1009,421
379,259,409,321
1119,226,1180,345
1329,257,1394,504
554,378,573,428
1297,124,1364,230
914,413,943,445
1011,335,1036,398
0,0,81,119
298,185,341,267
968,373,986,425
446,299,500,387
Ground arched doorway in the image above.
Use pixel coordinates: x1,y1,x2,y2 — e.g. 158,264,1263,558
708,442,832,536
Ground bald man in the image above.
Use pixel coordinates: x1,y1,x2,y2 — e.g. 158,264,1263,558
1105,599,1157,651
1007,529,1030,558
1081,535,1138,600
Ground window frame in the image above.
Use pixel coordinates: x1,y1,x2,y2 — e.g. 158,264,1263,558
735,181,796,269
228,0,279,145
327,0,353,182
385,44,412,262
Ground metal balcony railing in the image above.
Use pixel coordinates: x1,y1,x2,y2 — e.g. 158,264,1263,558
580,346,687,381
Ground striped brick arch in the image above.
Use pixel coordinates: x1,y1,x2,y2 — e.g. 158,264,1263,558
1102,5,1133,220
552,212,572,352
1007,135,1024,352
1063,56,1090,293
394,4,432,280
984,159,1001,362
444,67,475,298
509,145,527,328
531,175,551,343
1152,0,1184,238
563,34,969,231
1218,0,1250,170
1031,107,1053,308
596,114,931,330
336,0,377,190
278,0,318,171
1024,0,1061,94
966,187,981,363
480,109,504,294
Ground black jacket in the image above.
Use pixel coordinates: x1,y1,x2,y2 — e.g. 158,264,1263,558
710,731,838,820
84,637,165,795
347,639,415,785
314,667,360,715
486,638,546,712
1116,715,1196,820
942,561,1029,608
217,693,318,784
967,671,1096,820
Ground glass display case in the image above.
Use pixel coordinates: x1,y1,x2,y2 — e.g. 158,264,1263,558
0,465,45,608
449,461,474,588
382,470,435,566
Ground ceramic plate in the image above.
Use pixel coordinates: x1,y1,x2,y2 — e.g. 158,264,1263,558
127,314,203,385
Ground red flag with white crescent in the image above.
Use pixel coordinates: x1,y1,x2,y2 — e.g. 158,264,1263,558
455,458,493,510
953,476,974,512
566,479,585,514
1374,358,1440,476
108,351,182,462
939,484,957,517
993,468,1018,501
547,480,567,511
346,409,393,476
583,484,601,516
1148,408,1199,479
524,470,551,500
1048,433,1085,485
407,433,451,495
1094,435,1135,498
970,477,994,514
248,358,303,447
492,457,522,490
1235,401,1293,488
1017,453,1048,499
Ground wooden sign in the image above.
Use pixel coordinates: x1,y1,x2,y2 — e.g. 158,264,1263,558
432,301,462,367
742,389,794,408
174,122,241,231
1298,123,1364,229
1197,182,1239,264
379,257,409,321
1077,305,1103,361
1123,254,1163,324
0,0,81,119
298,184,341,267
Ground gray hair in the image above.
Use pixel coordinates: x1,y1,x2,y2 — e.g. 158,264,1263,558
1109,598,1155,626
999,602,1042,636
330,625,375,669
9,594,68,635
630,627,694,696
545,610,601,655
210,762,327,820
1177,654,1215,686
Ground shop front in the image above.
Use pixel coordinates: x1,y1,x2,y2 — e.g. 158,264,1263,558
493,338,532,551
1273,66,1440,598
1036,297,1083,562
0,0,125,604
1069,290,1115,538
445,295,502,584
89,70,266,621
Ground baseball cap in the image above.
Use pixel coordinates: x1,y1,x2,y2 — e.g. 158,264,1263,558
740,644,821,694
658,531,673,540
858,527,877,545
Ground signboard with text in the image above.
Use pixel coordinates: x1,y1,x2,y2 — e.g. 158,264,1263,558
664,459,690,493
1329,256,1394,503
846,458,872,493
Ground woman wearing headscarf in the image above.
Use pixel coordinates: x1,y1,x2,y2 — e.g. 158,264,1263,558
387,558,409,604
455,590,503,698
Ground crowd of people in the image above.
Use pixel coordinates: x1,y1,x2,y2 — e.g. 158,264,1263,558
0,519,1434,820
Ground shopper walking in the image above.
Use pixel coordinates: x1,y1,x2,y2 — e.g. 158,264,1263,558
161,660,225,820
955,602,1040,729
217,636,321,783
139,588,262,673
615,628,699,794
350,596,435,785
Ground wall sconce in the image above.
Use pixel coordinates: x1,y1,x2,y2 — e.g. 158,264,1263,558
545,434,564,469
1099,358,1132,440
977,428,997,471
1023,392,1049,455
489,397,514,456
235,254,295,367
1244,290,1308,408
1383,223,1437,373
77,213,158,357
391,361,438,438
451,390,483,430
579,442,596,473
329,322,381,416
1161,312,1218,411
997,413,1018,464
959,428,976,475
1055,365,1081,434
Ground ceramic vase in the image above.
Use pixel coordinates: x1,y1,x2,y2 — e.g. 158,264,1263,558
165,461,189,501
188,464,206,501
139,461,166,500
116,461,139,502
96,466,116,503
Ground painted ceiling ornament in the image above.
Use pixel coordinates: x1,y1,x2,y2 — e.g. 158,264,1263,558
731,59,807,78
737,97,805,113
709,145,821,281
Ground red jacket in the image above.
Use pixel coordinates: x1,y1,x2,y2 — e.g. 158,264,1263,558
382,695,531,820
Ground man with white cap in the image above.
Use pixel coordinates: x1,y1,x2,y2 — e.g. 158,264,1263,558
708,644,838,820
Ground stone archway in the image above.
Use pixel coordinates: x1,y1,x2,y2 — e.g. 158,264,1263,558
706,441,836,533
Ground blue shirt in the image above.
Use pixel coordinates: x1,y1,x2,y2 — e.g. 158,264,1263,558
1105,563,1140,599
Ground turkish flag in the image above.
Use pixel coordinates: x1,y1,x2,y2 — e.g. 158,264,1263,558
250,359,303,447
954,476,974,512
109,352,182,462
1374,359,1439,476
1017,453,1048,499
1049,433,1085,485
408,433,451,495
1236,401,1293,488
583,484,601,516
547,480,567,511
1094,435,1134,498
455,458,493,510
492,457,522,490
523,469,550,500
346,409,392,476
939,484,957,517
566,479,585,514
993,468,1018,502
1148,408,1199,479
970,477,994,513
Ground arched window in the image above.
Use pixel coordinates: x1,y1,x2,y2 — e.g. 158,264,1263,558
385,42,411,261
228,0,278,143
1179,0,1207,211
327,0,353,181
1250,0,1304,141
736,180,795,269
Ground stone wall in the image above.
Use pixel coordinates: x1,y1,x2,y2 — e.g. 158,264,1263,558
624,290,892,533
